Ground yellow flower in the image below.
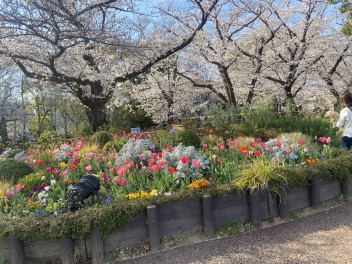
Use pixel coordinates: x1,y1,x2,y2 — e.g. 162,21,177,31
149,190,158,196
125,193,140,200
140,191,150,199
58,162,67,168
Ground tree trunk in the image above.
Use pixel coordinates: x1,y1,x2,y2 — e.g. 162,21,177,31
0,116,9,144
84,103,108,132
75,81,111,132
219,66,236,106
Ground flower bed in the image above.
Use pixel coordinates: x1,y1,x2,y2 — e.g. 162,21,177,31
0,131,350,262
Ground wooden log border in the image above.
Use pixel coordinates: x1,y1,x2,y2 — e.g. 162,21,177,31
1,174,352,263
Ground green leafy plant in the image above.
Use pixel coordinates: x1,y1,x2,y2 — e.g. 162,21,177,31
92,131,113,148
174,130,201,149
103,137,128,152
0,159,33,183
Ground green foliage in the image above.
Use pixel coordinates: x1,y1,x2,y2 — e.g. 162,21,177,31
0,159,33,183
284,115,338,139
216,221,242,236
310,154,352,181
153,130,176,146
28,116,53,138
37,130,63,145
92,131,113,148
240,97,278,133
329,0,352,35
204,104,241,134
201,134,224,147
233,126,280,141
155,130,169,139
18,172,44,193
174,130,201,149
233,159,287,196
103,137,128,152
238,98,339,143
109,105,154,131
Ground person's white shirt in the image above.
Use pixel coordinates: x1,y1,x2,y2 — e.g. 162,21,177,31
336,107,352,137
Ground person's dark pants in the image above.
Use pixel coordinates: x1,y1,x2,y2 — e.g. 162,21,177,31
340,136,352,150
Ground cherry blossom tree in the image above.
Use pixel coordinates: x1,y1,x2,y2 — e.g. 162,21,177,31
0,0,219,131
259,0,333,103
178,0,263,106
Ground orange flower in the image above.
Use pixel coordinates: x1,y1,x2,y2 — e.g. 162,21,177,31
241,146,247,151
187,179,209,190
168,167,175,173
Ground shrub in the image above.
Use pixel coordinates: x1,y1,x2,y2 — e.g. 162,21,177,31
0,159,33,183
92,131,113,148
174,130,201,149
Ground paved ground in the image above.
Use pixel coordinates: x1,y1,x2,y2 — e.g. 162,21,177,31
118,202,352,264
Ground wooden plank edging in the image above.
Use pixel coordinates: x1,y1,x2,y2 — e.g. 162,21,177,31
1,174,352,263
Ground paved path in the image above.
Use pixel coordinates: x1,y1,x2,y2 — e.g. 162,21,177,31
118,202,352,264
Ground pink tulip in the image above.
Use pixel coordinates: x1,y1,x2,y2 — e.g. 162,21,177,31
297,139,305,145
192,159,201,168
319,137,327,143
15,184,24,191
5,189,14,196
117,178,127,186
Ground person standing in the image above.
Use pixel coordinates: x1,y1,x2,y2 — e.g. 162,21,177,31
337,92,352,149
